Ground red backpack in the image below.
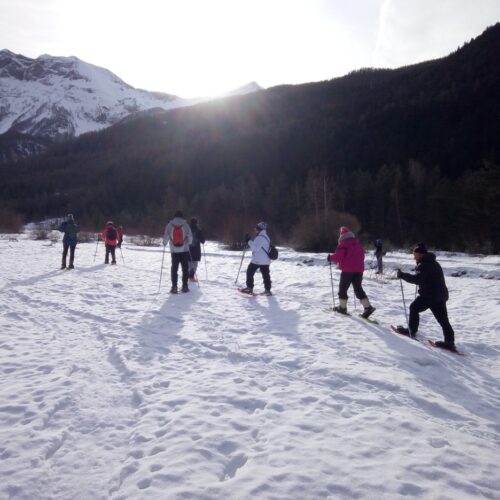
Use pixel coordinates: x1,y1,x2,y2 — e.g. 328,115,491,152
172,224,185,247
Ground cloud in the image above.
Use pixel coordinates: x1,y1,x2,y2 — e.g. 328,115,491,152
372,0,500,68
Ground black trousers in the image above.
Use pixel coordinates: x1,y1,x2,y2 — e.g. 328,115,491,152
105,244,116,263
171,252,189,287
246,263,271,291
338,272,367,300
409,296,455,343
62,242,76,267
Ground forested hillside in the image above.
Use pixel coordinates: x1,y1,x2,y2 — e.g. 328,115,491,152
1,24,499,252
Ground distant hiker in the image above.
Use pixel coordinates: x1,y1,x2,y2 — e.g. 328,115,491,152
374,239,383,274
58,214,79,269
188,217,206,281
240,221,273,296
395,243,456,350
327,226,375,318
101,221,118,265
117,226,124,248
163,211,193,293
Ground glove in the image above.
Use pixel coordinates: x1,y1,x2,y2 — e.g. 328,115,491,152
327,254,334,262
396,269,402,279
245,233,251,243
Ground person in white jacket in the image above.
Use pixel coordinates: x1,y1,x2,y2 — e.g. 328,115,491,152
240,221,273,296
163,211,193,293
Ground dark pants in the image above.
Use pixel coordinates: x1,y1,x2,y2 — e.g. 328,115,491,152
376,254,383,273
62,242,76,267
338,272,367,300
171,252,189,287
246,263,271,291
105,244,116,264
409,296,455,343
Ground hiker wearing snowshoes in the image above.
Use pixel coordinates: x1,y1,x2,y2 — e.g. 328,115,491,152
396,243,456,351
163,211,193,293
101,221,118,264
240,221,273,296
58,214,79,269
374,239,383,274
188,217,206,282
327,226,375,318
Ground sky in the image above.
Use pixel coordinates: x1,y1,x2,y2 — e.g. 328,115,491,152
1,0,500,97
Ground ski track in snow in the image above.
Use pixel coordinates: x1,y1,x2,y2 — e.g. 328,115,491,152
0,236,499,499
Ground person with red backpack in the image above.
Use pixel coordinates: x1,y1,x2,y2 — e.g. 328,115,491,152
101,221,119,265
163,211,193,293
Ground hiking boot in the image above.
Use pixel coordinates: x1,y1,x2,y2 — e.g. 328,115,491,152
181,285,189,293
361,305,376,319
61,264,66,270
434,340,457,351
111,261,117,265
68,264,74,270
264,290,273,296
394,325,413,337
240,287,253,294
334,306,349,315
170,286,178,294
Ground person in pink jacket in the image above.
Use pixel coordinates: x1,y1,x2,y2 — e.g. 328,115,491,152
327,226,375,318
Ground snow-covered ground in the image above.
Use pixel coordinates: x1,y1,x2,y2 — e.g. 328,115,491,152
1,234,499,499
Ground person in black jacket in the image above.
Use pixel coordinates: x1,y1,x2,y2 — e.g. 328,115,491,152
396,243,456,350
374,239,383,274
188,217,206,281
58,214,80,269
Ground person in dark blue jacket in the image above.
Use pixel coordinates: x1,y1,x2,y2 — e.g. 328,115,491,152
58,214,80,269
395,243,456,350
188,217,206,281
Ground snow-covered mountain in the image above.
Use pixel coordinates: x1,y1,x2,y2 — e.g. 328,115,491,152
0,49,261,161
0,49,186,139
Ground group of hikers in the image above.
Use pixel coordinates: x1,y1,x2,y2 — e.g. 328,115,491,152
57,212,456,352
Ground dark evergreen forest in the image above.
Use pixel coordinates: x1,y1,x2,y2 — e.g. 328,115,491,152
1,24,499,252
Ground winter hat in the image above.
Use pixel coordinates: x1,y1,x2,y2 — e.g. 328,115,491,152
339,226,351,235
67,214,74,220
256,221,267,231
174,210,183,218
106,221,113,225
190,217,198,225
413,242,427,254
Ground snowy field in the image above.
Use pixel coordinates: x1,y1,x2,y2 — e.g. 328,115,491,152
1,234,499,500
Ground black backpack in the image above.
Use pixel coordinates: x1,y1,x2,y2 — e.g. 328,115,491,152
262,236,278,260
107,226,117,240
268,244,279,260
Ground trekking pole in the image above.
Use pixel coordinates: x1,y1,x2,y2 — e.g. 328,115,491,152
329,262,336,310
93,237,100,262
158,245,166,293
235,247,247,285
202,244,208,280
399,278,409,327
119,246,125,264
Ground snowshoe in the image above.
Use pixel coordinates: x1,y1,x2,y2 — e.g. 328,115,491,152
239,287,254,295
181,285,189,293
263,290,273,296
433,340,457,352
